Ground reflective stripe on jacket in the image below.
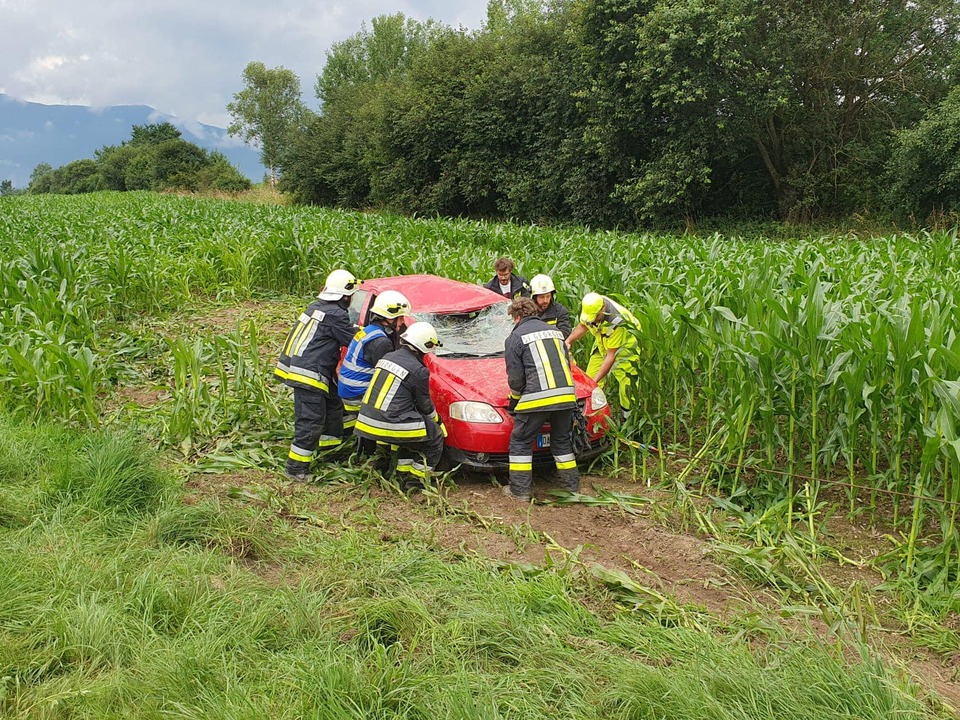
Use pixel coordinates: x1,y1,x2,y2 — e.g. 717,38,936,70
337,324,389,401
504,316,577,413
275,299,355,394
587,297,639,358
355,347,437,442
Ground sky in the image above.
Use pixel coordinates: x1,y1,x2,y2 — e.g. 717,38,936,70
0,0,489,129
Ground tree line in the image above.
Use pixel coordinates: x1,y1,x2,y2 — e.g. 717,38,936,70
231,0,960,227
26,123,250,195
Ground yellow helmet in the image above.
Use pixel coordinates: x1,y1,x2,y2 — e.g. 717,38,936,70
580,292,605,324
530,273,555,296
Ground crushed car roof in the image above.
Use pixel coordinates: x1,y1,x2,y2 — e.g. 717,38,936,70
360,274,506,314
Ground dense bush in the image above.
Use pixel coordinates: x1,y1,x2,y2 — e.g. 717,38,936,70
29,122,251,195
278,0,959,227
886,86,960,221
29,158,103,194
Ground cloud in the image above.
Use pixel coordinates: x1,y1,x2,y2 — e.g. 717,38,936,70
0,130,36,142
0,0,488,127
28,55,70,73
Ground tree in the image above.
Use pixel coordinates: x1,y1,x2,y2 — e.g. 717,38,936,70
278,0,959,225
886,86,960,219
152,139,208,188
227,62,307,185
378,14,589,221
485,0,550,33
0,179,15,196
315,14,439,105
43,159,102,194
28,163,54,194
281,14,443,206
24,123,250,196
736,0,959,219
194,152,252,192
129,122,182,146
124,153,155,191
578,0,960,221
96,144,139,190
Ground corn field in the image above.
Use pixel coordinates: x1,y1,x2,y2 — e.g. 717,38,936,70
2,192,959,590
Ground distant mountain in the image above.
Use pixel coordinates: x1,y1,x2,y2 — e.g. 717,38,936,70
0,94,265,189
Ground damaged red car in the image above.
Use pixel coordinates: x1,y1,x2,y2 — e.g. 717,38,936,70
347,275,611,471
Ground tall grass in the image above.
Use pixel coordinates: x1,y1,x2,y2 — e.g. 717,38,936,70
0,414,947,718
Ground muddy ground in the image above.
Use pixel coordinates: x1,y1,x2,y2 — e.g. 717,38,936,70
184,466,960,712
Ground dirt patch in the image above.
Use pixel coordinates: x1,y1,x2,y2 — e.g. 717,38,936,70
103,385,167,414
158,298,293,361
431,478,743,616
179,466,960,711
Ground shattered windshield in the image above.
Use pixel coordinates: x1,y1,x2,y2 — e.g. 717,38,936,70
417,303,513,358
348,290,368,325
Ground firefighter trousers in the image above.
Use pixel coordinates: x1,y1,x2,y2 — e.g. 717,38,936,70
394,419,445,489
508,409,580,498
286,388,345,475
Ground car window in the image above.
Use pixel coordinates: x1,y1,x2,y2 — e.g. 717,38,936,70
348,290,369,326
417,303,513,358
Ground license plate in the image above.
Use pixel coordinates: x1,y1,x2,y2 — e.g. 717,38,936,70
536,433,551,448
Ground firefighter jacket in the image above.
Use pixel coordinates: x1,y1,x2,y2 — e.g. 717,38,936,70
537,298,572,338
275,298,356,394
505,316,577,413
484,273,531,299
355,346,439,442
337,323,396,403
586,297,639,358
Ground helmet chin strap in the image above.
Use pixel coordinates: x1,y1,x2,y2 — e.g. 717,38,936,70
401,340,424,358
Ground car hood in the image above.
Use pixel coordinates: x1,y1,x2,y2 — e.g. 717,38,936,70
427,356,591,406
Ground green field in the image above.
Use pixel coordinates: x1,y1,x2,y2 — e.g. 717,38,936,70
1,192,958,716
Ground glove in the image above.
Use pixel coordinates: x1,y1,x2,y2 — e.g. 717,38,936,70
438,421,448,438
507,395,519,414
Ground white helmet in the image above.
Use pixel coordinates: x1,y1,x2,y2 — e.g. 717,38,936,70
370,290,411,320
401,321,442,354
318,269,359,300
530,274,555,296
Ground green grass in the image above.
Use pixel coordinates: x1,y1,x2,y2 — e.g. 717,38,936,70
0,414,948,718
2,191,959,714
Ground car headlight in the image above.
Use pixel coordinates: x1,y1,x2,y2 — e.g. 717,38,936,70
590,387,608,410
449,401,503,423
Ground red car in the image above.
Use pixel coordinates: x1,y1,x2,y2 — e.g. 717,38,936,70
347,275,611,471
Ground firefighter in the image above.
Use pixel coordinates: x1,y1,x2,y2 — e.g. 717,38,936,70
354,321,446,490
338,290,412,449
529,273,572,338
483,257,531,299
276,269,359,481
504,297,580,502
565,292,639,416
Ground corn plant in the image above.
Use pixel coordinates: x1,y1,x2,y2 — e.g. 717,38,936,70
3,193,960,594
